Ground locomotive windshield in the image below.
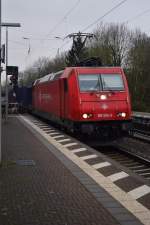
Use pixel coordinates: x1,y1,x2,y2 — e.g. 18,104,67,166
78,75,101,91
101,74,124,91
79,74,124,91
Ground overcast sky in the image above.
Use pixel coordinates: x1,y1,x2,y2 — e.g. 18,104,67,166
2,0,150,75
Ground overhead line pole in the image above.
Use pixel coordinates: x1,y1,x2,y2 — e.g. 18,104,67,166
2,23,21,122
0,0,2,164
5,27,8,121
57,0,128,53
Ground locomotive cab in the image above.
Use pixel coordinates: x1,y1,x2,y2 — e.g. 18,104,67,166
66,67,131,138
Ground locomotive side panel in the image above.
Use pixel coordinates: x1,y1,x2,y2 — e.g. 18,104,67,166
66,70,81,121
32,80,61,121
59,78,69,120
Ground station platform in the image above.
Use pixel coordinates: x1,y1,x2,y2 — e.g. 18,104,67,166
133,111,150,119
0,115,150,225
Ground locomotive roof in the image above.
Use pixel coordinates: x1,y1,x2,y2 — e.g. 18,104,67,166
33,70,64,85
33,67,123,85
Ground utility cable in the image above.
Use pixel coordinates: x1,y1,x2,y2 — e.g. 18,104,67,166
58,0,128,51
46,0,81,37
9,39,27,47
82,0,128,32
126,8,150,24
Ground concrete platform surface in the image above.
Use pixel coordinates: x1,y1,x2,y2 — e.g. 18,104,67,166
0,115,149,225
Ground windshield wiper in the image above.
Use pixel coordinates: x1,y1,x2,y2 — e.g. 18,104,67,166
103,87,116,94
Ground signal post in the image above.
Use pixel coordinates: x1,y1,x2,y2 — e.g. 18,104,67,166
1,23,21,122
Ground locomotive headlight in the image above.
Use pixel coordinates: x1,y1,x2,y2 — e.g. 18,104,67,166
82,113,93,119
121,112,126,117
82,113,88,119
117,112,126,117
100,94,107,100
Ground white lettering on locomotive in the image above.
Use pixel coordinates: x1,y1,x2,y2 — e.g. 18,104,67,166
98,114,113,118
39,93,52,102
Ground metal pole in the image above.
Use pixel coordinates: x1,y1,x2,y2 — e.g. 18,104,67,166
5,27,8,121
0,0,2,164
1,23,21,122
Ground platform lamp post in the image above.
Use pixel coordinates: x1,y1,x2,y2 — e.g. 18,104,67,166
54,36,65,56
1,22,21,122
23,37,31,55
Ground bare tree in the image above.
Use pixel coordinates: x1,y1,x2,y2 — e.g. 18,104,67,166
88,23,132,66
127,30,150,110
19,53,66,86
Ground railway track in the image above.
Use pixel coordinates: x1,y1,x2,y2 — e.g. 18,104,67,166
129,129,150,144
132,113,150,142
98,145,150,181
29,114,150,182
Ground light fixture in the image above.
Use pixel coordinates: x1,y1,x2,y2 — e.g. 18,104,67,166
82,113,88,119
100,94,107,100
117,112,126,117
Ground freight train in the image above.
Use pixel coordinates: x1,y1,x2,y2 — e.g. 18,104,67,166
16,66,132,141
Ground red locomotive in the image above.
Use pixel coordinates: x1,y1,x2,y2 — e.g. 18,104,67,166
32,66,131,139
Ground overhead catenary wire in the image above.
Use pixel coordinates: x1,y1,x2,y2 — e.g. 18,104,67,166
19,3,150,47
125,8,150,34
9,39,27,47
9,0,81,51
58,0,128,52
82,0,128,32
16,0,128,61
22,37,56,41
46,0,81,37
125,8,150,24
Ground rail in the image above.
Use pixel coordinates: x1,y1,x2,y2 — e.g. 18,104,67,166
98,145,150,181
25,113,150,182
131,111,150,142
